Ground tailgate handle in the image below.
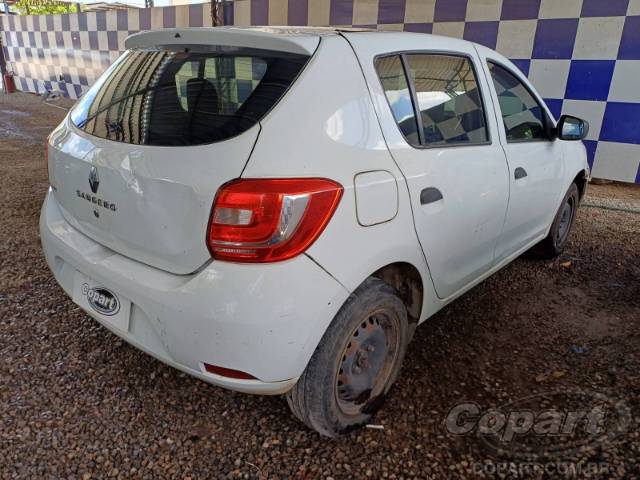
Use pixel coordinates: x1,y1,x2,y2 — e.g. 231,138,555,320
420,187,443,205
514,167,528,180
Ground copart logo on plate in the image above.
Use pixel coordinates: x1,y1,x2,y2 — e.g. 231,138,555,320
82,283,120,316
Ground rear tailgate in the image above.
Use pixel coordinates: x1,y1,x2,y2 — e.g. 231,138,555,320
49,124,260,274
47,28,317,274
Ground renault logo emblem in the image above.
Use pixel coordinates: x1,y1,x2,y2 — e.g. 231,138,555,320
76,166,117,214
89,166,99,194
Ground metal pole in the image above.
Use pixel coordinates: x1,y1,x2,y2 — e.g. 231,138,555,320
0,10,9,95
0,41,6,77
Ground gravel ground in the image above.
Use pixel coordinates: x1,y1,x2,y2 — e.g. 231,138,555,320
1,92,639,479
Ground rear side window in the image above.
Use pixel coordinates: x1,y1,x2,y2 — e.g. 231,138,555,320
374,56,420,145
488,62,548,142
70,48,308,146
376,54,488,147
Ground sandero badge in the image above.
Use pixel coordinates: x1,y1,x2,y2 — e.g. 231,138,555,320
82,283,120,316
76,166,117,213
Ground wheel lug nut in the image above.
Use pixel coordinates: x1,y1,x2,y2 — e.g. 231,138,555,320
354,366,361,374
367,345,374,352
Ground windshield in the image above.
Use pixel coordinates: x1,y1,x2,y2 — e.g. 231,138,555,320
70,47,308,146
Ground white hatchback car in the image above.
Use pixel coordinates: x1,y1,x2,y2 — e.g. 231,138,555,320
41,27,589,436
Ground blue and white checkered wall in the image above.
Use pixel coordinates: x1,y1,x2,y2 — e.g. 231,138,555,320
1,0,639,183
0,3,223,98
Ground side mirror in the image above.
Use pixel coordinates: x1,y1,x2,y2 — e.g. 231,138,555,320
557,115,589,141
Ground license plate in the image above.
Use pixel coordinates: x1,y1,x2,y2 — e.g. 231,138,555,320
73,272,131,332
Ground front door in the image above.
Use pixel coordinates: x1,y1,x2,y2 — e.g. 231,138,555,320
479,56,565,262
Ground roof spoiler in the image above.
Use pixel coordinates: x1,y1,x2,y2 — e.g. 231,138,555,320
125,27,319,55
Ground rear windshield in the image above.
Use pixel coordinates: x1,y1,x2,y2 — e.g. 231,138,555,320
70,47,308,146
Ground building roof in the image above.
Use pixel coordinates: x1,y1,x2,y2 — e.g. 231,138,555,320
82,1,140,11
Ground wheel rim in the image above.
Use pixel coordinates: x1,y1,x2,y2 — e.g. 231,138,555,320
335,310,400,416
556,197,574,246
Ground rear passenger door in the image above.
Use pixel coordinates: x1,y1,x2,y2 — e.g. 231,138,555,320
370,46,510,299
478,54,565,262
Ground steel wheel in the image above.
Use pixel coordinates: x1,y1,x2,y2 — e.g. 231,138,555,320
286,277,409,437
556,196,575,247
335,309,401,416
531,183,580,259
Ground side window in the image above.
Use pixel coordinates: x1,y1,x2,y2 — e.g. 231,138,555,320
488,62,548,142
405,54,489,146
374,55,421,145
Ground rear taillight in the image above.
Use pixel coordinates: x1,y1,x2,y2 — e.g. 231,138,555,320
207,178,343,263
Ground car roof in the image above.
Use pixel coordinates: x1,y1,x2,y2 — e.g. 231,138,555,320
341,30,516,68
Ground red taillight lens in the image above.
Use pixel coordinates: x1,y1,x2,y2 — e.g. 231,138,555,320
207,178,343,263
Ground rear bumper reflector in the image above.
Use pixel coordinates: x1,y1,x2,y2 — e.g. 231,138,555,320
204,363,257,380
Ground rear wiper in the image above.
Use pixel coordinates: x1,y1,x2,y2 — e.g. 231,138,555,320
76,84,163,128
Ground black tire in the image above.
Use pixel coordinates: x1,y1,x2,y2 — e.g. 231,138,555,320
286,277,409,437
533,183,580,259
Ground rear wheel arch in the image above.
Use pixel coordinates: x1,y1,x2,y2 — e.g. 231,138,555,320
369,262,424,327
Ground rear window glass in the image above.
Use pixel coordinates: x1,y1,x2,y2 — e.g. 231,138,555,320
70,47,308,146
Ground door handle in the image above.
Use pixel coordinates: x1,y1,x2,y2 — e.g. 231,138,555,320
514,167,528,180
420,187,443,205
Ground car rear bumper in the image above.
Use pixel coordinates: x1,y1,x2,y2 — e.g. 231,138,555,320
40,189,349,394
